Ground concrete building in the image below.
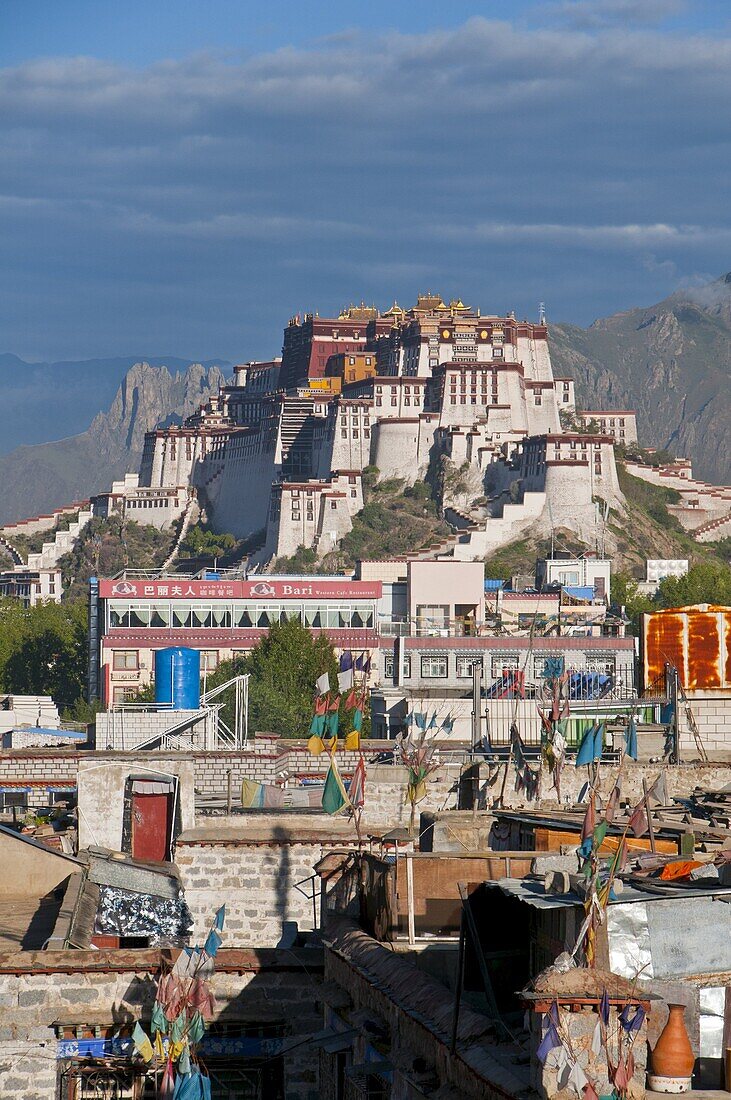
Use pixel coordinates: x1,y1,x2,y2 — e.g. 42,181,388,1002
0,564,62,604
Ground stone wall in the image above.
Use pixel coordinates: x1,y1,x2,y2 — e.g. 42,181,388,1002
177,837,337,944
0,950,323,1100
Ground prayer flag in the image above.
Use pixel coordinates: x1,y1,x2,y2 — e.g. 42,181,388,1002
309,714,326,736
204,928,222,957
338,668,354,693
414,712,426,730
593,722,605,760
132,1022,154,1063
352,708,363,731
214,905,225,931
581,797,595,840
625,717,638,760
326,710,340,737
647,771,668,805
307,734,326,756
344,729,360,751
348,755,366,809
315,672,330,696
339,651,353,671
575,724,597,767
322,758,349,815
628,798,648,838
328,694,341,711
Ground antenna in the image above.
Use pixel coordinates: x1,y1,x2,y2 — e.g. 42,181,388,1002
538,302,546,325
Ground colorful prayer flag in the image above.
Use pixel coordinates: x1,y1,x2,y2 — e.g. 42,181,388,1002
348,755,366,809
322,757,349,814
344,729,360,751
315,672,330,696
132,1022,154,1062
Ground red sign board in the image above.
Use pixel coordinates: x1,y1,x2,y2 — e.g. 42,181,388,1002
97,578,382,600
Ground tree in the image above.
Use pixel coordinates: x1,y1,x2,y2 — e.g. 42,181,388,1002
610,572,656,636
205,618,340,739
656,561,731,609
0,599,88,710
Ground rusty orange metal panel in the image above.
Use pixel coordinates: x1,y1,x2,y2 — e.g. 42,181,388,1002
724,613,731,688
685,611,721,690
645,611,686,687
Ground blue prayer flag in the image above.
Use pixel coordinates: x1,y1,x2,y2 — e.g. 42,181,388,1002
625,718,638,760
204,928,223,957
575,724,597,767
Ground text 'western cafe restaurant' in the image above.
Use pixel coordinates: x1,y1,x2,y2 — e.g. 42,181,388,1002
88,561,636,735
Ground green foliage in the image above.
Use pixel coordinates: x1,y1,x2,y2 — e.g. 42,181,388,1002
57,517,175,600
0,598,88,710
205,618,339,739
324,477,450,568
610,571,656,635
656,561,731,608
178,523,237,560
269,546,319,574
616,464,682,528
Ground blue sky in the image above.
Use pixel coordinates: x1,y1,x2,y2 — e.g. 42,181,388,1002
2,0,731,360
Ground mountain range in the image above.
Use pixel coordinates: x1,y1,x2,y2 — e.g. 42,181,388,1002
549,273,731,484
2,272,731,526
0,362,227,524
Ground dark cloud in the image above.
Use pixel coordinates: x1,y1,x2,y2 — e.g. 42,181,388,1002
0,16,729,358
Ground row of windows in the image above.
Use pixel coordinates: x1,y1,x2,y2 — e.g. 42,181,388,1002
383,653,618,679
113,649,219,672
108,602,377,630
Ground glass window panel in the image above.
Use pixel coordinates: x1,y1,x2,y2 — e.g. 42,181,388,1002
363,609,375,627
235,606,253,627
128,608,150,628
150,605,170,628
212,607,232,627
173,605,192,628
304,607,324,627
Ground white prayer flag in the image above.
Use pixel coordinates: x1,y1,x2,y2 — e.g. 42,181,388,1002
338,668,354,693
315,672,330,696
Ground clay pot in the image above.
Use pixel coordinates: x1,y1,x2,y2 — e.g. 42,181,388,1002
651,1003,695,1079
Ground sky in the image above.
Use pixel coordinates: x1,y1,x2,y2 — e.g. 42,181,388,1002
2,0,731,361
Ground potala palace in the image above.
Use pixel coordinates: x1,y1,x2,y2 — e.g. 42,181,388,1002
12,291,731,578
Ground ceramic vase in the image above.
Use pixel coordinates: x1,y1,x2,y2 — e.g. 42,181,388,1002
651,1003,694,1079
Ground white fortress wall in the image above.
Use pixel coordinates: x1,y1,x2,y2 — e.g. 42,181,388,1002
211,428,278,537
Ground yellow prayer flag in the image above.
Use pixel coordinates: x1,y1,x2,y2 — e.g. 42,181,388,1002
344,729,360,751
307,734,326,756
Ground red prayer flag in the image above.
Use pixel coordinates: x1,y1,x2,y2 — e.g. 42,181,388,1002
581,796,596,841
328,694,341,712
628,799,648,837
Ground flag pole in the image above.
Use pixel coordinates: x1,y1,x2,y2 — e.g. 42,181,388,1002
642,778,657,853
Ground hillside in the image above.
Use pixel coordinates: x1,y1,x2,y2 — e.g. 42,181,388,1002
550,273,731,485
0,361,226,524
484,462,730,582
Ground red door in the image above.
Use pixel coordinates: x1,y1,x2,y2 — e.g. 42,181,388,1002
131,792,172,862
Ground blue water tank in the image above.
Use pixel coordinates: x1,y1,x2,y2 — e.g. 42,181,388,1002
155,647,201,710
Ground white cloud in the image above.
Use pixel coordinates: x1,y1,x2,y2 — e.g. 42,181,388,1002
1,15,730,355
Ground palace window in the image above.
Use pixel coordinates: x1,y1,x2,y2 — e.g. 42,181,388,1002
421,655,448,678
457,655,483,678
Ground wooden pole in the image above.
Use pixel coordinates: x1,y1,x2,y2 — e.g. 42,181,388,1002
406,851,416,946
450,913,466,1055
643,778,657,854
